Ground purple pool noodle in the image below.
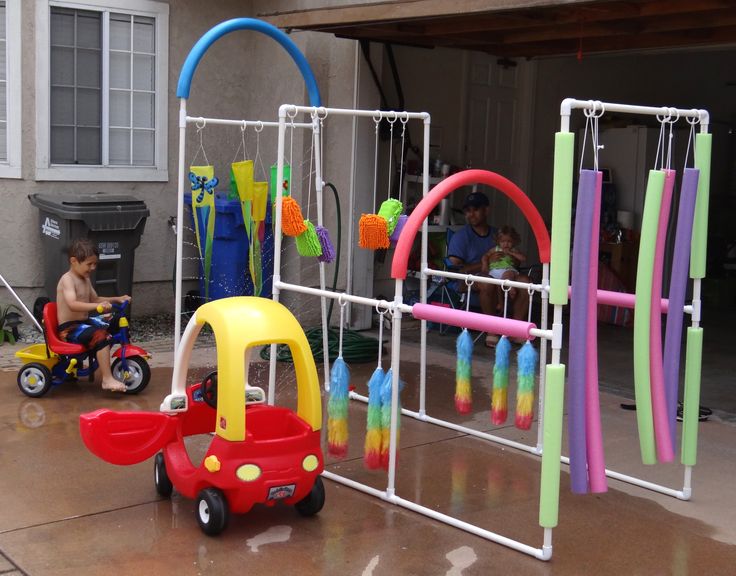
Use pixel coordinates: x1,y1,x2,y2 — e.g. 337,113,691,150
586,171,607,492
663,168,700,449
568,169,597,494
389,214,408,244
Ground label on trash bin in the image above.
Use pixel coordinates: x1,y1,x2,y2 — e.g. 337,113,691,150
41,217,61,240
97,241,121,260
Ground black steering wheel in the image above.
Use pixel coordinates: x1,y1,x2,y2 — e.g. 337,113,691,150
200,370,218,409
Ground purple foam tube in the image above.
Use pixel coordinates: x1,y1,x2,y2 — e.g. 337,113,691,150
663,168,700,449
568,169,597,494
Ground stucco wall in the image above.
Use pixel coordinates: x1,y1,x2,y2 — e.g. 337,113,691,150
1,0,370,324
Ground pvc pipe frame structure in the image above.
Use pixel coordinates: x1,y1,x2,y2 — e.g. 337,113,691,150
272,105,554,561
553,98,710,500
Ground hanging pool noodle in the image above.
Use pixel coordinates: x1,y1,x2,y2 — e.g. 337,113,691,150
633,169,666,465
690,133,712,279
585,171,607,492
649,169,676,462
567,169,596,493
539,364,565,529
549,133,574,305
663,168,699,448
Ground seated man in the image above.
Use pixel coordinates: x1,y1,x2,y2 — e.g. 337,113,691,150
447,191,530,347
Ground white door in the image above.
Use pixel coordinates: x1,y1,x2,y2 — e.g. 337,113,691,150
465,53,535,252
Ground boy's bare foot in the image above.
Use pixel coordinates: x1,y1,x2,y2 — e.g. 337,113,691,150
102,378,127,393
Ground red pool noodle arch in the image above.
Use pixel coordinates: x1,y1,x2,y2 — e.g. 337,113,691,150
391,169,551,280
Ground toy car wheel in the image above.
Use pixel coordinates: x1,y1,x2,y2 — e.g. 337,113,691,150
154,452,173,498
196,488,229,536
111,356,151,394
17,363,53,398
295,476,325,517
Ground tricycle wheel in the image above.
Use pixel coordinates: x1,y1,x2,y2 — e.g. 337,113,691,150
196,488,229,536
295,476,325,517
17,363,53,398
154,452,173,498
111,356,151,394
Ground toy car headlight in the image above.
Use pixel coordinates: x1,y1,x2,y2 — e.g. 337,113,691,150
236,464,262,482
302,455,319,472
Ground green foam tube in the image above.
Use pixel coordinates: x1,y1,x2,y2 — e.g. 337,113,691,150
681,327,703,466
633,169,665,465
549,132,574,305
539,364,565,529
690,133,711,279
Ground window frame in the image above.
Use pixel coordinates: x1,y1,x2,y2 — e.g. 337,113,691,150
35,0,169,181
0,0,22,179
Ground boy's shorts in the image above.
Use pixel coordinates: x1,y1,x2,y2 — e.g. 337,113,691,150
58,316,112,351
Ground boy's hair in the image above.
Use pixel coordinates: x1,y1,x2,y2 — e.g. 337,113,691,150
496,225,521,245
68,238,99,262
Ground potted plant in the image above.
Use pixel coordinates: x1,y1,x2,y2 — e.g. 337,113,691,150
0,303,22,345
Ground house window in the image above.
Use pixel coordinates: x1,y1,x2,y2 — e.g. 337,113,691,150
0,0,21,178
36,0,168,181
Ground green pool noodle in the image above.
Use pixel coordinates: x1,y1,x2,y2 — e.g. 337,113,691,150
690,133,711,279
633,169,665,465
539,364,565,529
549,132,574,305
681,327,703,466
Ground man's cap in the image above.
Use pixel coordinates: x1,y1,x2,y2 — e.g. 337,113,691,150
462,191,489,209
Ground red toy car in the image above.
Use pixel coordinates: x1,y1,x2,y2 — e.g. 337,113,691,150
80,297,325,535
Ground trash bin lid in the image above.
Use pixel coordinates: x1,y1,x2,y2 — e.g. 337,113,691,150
29,193,149,231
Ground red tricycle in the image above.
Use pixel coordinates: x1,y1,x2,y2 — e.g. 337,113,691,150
80,297,325,535
15,300,151,397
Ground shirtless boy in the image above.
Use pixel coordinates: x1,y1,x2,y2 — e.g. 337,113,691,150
56,238,131,392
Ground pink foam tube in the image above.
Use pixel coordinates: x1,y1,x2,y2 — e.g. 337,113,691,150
411,303,535,339
663,168,700,447
649,170,676,462
568,169,597,494
589,289,669,312
586,171,607,492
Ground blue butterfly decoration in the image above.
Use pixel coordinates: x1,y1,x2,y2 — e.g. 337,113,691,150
189,171,219,203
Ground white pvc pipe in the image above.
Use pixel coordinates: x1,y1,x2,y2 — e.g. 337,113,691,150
185,116,311,129
281,104,429,122
174,98,187,354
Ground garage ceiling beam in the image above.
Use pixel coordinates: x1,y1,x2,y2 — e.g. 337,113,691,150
261,0,736,57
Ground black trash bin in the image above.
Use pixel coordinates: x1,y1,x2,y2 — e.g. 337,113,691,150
29,193,149,300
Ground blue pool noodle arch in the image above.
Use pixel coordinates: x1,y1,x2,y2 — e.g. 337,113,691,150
176,18,321,106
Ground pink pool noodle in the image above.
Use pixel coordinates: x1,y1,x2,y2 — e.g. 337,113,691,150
586,171,607,492
649,169,676,462
588,289,669,312
391,169,551,280
663,168,700,448
412,303,535,340
568,169,597,494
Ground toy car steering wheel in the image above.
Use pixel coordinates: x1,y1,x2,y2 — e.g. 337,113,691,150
200,370,218,409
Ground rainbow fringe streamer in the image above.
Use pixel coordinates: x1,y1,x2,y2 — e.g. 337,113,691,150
491,335,511,424
281,196,307,236
455,328,473,414
316,225,336,263
379,369,404,470
515,340,538,430
327,356,350,458
363,366,385,469
295,220,323,257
